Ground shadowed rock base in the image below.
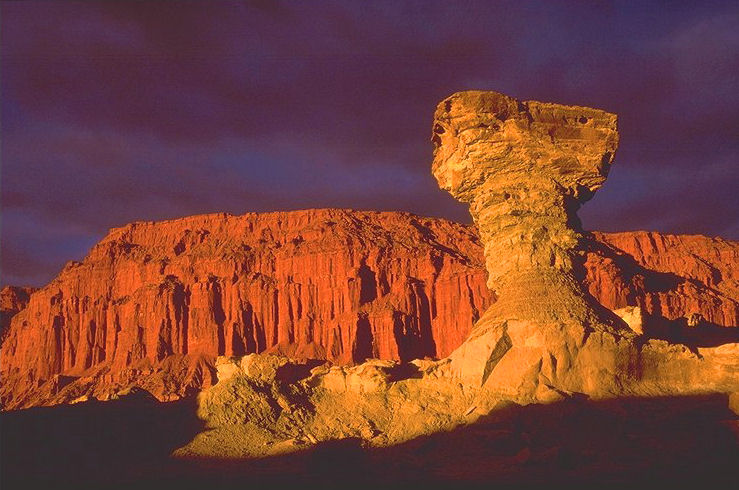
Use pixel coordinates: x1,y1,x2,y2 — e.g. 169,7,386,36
2,391,737,489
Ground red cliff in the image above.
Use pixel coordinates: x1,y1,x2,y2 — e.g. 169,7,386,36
586,231,739,326
0,286,34,338
1,209,736,409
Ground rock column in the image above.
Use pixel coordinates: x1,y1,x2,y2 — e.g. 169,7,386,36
432,91,619,326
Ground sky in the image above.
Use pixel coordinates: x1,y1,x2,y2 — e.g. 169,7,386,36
2,0,738,287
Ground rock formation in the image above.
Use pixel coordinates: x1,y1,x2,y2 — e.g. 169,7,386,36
431,91,738,398
137,91,736,464
1,90,737,411
0,286,34,339
587,231,739,327
2,90,738,469
0,210,492,409
431,91,618,321
173,91,738,460
1,208,738,410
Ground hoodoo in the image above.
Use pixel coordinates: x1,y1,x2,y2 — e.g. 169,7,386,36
431,90,618,319
3,91,739,415
433,91,738,399
2,90,737,469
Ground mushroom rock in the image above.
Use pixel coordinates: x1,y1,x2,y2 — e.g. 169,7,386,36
432,90,619,325
127,92,739,459
433,91,739,400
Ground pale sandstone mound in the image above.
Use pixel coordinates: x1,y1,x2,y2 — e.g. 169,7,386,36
174,91,738,459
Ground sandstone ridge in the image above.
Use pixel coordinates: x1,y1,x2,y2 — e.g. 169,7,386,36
1,210,491,409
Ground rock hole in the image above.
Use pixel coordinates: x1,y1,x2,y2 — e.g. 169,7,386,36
431,133,442,151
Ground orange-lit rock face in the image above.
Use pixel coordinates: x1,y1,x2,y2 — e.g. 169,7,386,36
0,286,34,337
432,91,618,294
1,209,737,410
587,232,739,328
0,210,491,409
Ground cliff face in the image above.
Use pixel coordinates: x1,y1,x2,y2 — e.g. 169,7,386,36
171,90,738,461
0,209,492,409
587,231,739,327
1,207,737,410
0,286,34,339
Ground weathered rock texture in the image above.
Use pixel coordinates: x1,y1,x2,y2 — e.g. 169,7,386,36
1,208,738,410
1,92,737,410
587,231,739,327
0,210,491,409
2,90,739,471
174,90,738,460
0,286,34,338
432,90,619,325
431,91,738,398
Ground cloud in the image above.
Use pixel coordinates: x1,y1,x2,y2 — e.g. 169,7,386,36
2,0,738,286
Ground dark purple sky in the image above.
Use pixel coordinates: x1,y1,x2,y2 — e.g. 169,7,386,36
2,1,738,287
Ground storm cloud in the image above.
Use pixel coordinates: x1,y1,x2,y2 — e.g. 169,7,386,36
2,0,738,286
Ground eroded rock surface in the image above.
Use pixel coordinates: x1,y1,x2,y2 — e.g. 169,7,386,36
2,210,736,410
431,91,618,305
174,91,738,460
432,91,738,398
0,286,34,338
0,210,491,409
1,93,738,412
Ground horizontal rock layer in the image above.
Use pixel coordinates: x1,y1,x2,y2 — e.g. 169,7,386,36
1,209,736,409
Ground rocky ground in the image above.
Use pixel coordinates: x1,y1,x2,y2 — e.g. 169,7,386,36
2,388,737,489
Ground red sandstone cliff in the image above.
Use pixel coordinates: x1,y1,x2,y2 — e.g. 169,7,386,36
586,231,739,326
1,209,736,410
0,286,34,338
0,210,491,409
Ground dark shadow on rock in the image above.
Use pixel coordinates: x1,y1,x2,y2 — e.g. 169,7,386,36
275,358,325,384
642,314,739,348
578,236,739,350
387,361,424,382
582,236,685,295
4,392,737,490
